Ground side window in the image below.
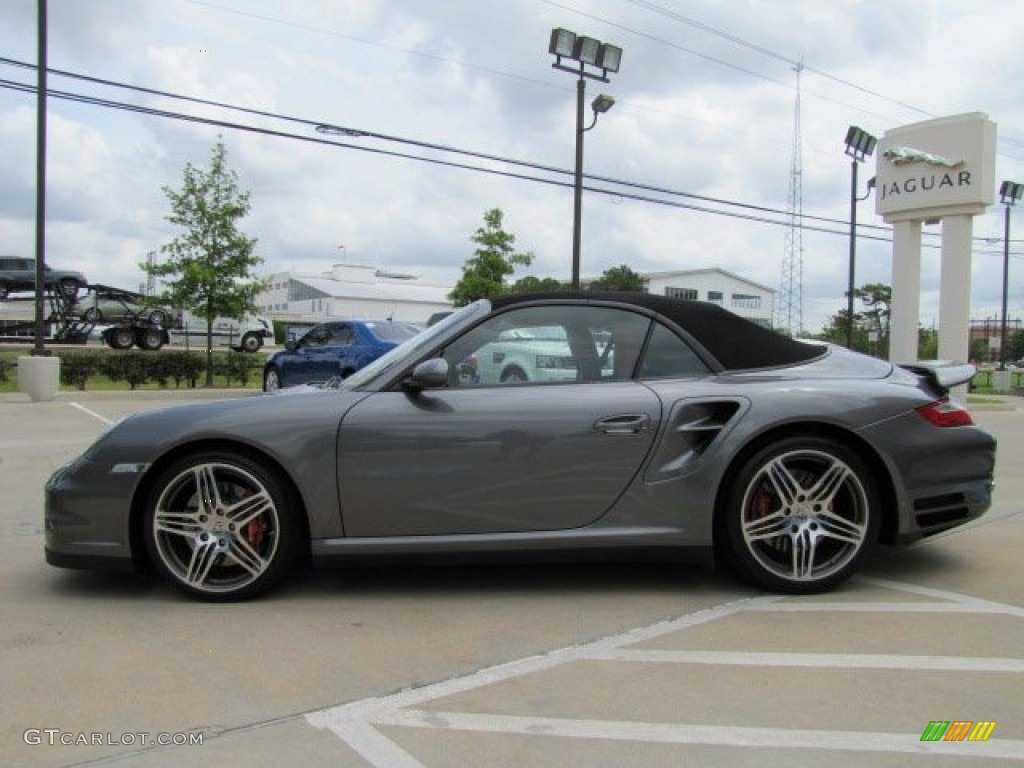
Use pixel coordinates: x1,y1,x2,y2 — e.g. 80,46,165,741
328,324,354,345
442,305,650,387
301,325,330,348
639,322,709,379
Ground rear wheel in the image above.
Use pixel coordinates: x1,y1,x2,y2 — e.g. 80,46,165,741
723,436,879,594
148,309,168,326
107,327,135,350
135,328,164,350
143,451,301,601
83,307,102,323
58,278,80,298
500,366,527,384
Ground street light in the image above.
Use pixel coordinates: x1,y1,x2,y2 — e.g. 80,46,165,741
998,180,1023,370
843,125,877,349
549,28,622,289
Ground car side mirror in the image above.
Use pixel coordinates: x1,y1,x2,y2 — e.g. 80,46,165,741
403,358,449,390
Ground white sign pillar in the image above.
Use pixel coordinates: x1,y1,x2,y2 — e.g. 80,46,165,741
875,113,996,366
888,220,921,362
938,215,974,362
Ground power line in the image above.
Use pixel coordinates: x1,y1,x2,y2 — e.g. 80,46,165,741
0,56,894,235
1,61,1019,257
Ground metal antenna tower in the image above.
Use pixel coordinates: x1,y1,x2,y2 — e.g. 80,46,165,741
776,61,804,335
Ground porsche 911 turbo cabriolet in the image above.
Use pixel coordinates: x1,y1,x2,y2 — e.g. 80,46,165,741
45,292,996,601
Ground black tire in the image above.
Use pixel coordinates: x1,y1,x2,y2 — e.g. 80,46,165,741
263,366,281,392
143,451,301,601
83,307,102,323
240,332,263,353
58,278,80,298
500,366,528,384
723,436,879,594
135,328,164,351
108,327,135,350
148,309,167,326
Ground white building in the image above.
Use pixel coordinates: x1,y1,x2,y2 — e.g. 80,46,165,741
639,268,776,328
257,264,452,324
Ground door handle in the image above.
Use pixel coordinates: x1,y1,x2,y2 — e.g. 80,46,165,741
594,414,650,434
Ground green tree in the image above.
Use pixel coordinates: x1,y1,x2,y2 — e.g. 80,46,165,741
143,139,263,386
448,208,533,306
508,275,564,293
590,264,645,291
816,309,870,352
853,283,891,357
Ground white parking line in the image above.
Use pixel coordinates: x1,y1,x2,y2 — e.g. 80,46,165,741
589,648,1024,672
306,581,1024,765
380,710,1024,761
67,401,114,426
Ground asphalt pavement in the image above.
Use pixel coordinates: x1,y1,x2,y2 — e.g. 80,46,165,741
1,389,1022,767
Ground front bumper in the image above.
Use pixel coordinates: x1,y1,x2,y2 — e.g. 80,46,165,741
44,457,143,571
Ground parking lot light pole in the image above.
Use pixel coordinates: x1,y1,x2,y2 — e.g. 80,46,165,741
843,126,877,349
998,181,1023,370
33,0,49,357
549,28,622,289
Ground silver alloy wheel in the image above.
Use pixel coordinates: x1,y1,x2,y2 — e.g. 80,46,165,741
82,307,102,323
737,447,870,586
150,461,282,597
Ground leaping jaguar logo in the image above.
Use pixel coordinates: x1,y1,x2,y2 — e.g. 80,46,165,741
883,146,963,168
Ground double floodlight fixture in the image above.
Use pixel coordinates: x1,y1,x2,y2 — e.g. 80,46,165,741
844,125,877,162
1000,180,1024,206
549,27,622,82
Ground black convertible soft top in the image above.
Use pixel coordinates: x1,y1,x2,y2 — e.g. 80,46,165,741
491,291,826,371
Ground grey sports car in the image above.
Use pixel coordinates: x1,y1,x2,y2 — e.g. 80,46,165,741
45,292,996,601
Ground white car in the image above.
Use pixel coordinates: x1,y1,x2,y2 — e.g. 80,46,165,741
469,326,610,384
168,313,274,353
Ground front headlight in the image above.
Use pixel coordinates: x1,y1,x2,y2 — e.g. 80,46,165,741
536,354,575,370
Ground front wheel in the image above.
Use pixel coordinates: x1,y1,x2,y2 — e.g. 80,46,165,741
263,367,281,392
143,451,302,601
722,437,879,594
240,332,263,353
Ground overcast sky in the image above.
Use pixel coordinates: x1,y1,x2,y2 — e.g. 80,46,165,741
2,0,1023,332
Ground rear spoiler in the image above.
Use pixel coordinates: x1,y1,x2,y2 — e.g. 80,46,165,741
897,361,976,393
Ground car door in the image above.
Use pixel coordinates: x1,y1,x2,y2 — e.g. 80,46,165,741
281,323,347,384
336,304,663,537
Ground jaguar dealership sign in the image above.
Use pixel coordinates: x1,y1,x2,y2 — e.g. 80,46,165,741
874,113,997,371
875,113,996,220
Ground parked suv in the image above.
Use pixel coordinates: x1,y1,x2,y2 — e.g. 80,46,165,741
0,256,87,300
263,320,422,391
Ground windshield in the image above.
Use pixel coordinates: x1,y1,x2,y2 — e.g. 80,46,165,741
342,300,491,390
365,321,423,341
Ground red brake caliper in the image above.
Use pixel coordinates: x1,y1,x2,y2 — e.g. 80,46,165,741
244,518,266,550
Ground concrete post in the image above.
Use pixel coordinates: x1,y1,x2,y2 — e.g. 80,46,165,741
889,219,922,362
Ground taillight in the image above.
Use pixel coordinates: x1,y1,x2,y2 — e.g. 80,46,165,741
916,398,974,427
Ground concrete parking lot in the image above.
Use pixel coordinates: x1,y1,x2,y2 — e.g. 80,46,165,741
2,390,1022,767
